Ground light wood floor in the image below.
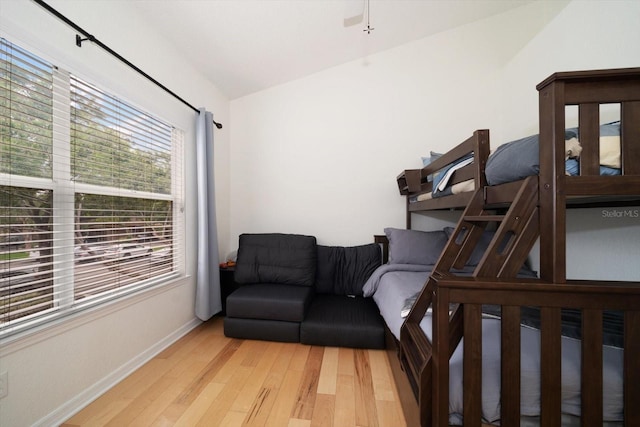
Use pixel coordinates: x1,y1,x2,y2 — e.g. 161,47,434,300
62,316,408,427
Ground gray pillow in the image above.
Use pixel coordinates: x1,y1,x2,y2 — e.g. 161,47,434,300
384,227,448,265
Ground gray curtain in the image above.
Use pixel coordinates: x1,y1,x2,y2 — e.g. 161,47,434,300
195,109,222,320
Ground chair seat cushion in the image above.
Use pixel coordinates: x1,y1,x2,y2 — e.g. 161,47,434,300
300,295,385,349
225,284,313,322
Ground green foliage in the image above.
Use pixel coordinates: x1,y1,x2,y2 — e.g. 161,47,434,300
1,39,179,324
0,46,53,179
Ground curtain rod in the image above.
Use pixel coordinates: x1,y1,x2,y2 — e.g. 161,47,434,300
32,0,223,129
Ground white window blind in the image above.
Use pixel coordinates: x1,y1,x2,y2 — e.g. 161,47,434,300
0,38,184,338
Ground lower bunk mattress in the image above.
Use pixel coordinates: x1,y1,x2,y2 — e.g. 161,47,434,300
363,264,624,425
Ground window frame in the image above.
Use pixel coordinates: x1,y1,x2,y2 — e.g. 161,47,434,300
0,38,186,340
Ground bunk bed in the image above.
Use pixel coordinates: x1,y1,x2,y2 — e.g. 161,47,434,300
376,68,640,427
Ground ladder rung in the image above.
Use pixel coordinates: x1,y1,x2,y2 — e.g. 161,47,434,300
463,215,504,222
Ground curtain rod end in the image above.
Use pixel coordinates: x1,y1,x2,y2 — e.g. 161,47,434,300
213,120,223,129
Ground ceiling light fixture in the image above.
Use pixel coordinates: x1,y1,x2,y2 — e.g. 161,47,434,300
363,0,374,34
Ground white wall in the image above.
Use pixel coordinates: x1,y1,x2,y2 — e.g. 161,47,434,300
229,0,569,247
230,0,640,280
1,0,638,425
500,0,640,280
0,1,230,426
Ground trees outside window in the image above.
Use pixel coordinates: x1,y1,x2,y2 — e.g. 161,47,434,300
0,38,184,336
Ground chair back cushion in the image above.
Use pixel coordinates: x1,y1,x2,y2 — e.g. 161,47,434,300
234,233,317,286
315,243,382,296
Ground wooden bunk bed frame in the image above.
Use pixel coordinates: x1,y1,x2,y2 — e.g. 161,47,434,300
389,68,640,427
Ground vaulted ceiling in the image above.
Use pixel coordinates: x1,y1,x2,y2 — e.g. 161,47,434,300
131,0,533,99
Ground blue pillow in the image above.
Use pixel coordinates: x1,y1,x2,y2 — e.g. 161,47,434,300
420,151,443,182
565,159,620,176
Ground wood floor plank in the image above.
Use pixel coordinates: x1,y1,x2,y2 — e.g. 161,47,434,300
243,342,298,426
288,419,312,427
240,339,270,368
172,381,225,426
155,340,242,425
64,358,170,425
213,338,260,384
337,347,355,377
103,359,209,426
218,410,246,427
120,330,229,425
290,346,324,420
173,339,240,407
62,317,407,427
368,349,396,402
75,398,134,427
231,341,284,413
189,329,232,363
317,346,339,394
154,322,212,359
354,348,379,427
310,393,336,427
194,366,253,426
334,373,356,427
288,343,312,372
127,375,202,426
264,369,304,426
375,399,406,427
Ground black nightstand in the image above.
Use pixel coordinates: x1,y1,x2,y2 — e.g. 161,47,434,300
219,266,241,315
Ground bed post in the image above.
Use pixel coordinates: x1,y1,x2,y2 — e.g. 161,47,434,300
537,76,567,283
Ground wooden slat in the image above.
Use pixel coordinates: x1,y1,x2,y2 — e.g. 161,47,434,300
483,179,527,206
578,103,600,176
565,176,640,196
432,287,450,427
501,305,521,426
463,303,482,427
407,190,475,212
540,307,562,427
624,311,640,426
463,215,504,222
564,80,640,104
581,309,603,426
621,101,640,175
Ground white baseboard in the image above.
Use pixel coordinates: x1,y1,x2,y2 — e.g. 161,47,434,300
33,317,202,427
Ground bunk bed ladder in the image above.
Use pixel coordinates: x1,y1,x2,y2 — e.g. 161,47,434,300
399,176,540,427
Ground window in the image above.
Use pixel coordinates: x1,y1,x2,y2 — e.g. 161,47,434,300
0,38,184,338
